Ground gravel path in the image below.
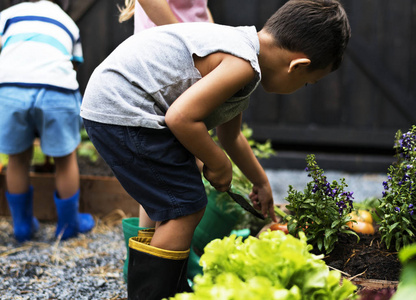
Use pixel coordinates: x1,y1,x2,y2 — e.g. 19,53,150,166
0,212,128,300
0,170,388,299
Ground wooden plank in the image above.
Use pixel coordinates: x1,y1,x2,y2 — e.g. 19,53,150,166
68,0,98,22
350,278,399,291
75,0,133,93
346,37,416,124
79,174,139,219
0,0,10,10
222,0,257,26
0,172,139,221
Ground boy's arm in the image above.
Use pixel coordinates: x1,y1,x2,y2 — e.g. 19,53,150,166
165,53,254,192
217,116,277,221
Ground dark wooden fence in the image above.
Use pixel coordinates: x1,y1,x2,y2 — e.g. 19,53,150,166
1,0,414,172
208,0,416,172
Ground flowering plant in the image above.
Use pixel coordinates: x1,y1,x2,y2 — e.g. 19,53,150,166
283,154,358,254
377,126,416,251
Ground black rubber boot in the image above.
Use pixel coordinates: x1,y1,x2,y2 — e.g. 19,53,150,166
127,229,191,300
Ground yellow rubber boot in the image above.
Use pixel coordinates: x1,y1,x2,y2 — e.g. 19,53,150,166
127,229,191,300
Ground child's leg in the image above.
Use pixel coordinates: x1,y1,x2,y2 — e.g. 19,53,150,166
5,146,39,242
53,151,79,198
53,151,95,239
139,205,156,228
6,146,32,194
151,208,206,251
127,209,205,299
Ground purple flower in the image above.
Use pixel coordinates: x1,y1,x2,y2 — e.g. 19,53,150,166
395,207,401,212
409,204,414,209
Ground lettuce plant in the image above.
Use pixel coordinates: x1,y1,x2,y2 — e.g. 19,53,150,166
391,243,416,300
283,154,359,254
168,231,357,300
378,126,416,251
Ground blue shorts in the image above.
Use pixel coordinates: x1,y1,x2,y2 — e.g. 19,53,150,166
83,119,207,222
0,86,82,156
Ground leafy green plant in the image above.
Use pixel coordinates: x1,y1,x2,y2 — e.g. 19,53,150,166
77,128,99,162
0,141,50,170
390,243,416,300
0,153,8,169
169,230,357,300
377,126,416,251
283,154,359,254
204,124,276,230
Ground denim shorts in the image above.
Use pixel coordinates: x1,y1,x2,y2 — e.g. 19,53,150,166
83,119,207,222
0,86,82,156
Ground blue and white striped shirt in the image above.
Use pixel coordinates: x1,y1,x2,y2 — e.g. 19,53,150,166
0,0,83,91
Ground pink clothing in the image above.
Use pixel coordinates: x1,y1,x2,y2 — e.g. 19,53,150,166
134,0,210,33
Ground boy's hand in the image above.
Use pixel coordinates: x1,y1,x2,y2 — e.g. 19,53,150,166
203,158,232,192
249,185,277,222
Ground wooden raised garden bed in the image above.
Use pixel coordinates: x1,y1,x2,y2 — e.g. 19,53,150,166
0,171,139,221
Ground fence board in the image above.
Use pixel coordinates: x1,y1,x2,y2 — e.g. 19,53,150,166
208,0,416,158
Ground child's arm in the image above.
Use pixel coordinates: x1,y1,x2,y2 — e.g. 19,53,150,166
165,53,254,192
138,0,213,25
138,0,181,25
207,7,214,23
217,117,278,221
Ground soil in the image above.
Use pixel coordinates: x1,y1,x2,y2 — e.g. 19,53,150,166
322,228,401,282
78,155,114,177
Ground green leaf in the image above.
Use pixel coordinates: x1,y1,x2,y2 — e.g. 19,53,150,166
389,222,400,233
405,228,415,237
324,228,338,238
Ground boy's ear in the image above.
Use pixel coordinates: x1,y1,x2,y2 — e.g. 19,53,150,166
288,58,311,73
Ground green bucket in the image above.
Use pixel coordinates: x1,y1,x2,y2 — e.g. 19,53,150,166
122,217,146,282
192,191,240,254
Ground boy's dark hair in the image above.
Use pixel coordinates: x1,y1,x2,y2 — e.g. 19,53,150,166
263,0,351,71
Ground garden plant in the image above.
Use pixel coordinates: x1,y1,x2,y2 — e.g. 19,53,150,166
377,126,416,251
283,154,359,254
168,230,358,300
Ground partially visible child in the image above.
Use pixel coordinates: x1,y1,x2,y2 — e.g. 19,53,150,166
0,0,95,242
119,0,213,34
81,0,350,298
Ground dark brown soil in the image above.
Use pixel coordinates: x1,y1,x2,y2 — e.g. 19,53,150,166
78,155,114,177
322,228,401,282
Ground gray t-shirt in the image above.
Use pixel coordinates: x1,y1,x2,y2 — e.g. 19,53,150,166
80,22,261,130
